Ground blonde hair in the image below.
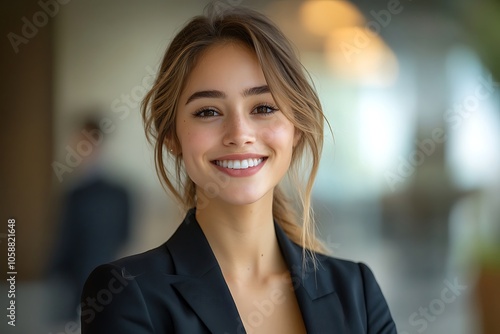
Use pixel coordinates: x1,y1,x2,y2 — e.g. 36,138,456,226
142,4,330,256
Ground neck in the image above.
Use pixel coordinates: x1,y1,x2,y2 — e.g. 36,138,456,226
195,191,286,283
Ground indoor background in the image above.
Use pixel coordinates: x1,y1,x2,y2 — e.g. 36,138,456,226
1,0,499,333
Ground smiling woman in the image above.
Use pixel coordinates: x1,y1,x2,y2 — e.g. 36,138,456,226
81,3,397,334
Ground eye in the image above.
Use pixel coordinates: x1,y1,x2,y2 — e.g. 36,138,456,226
193,108,220,118
252,104,279,116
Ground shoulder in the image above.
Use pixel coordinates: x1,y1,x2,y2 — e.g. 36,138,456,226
108,242,174,277
282,234,386,301
313,253,384,298
81,242,176,314
80,243,177,333
315,254,397,333
287,239,380,290
81,240,176,295
317,254,379,287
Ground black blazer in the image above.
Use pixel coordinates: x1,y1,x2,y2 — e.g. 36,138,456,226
81,208,397,333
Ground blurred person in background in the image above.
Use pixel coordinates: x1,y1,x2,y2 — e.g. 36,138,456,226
47,117,132,321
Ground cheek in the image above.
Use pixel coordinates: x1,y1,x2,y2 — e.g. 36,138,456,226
177,121,215,157
260,118,296,153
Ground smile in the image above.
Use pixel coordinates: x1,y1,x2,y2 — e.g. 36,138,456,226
213,158,265,169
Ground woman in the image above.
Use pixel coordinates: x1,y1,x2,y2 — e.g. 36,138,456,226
81,4,397,333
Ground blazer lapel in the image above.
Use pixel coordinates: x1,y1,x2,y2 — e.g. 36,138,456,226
275,224,347,333
167,208,245,334
167,208,347,333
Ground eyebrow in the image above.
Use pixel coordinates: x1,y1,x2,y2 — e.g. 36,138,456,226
185,85,270,105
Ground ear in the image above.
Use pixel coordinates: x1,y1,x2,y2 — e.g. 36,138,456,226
293,128,302,148
164,136,181,155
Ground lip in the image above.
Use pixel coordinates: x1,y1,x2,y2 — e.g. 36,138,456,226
212,153,267,161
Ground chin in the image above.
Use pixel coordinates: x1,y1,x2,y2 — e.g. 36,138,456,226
208,185,273,207
219,192,265,206
195,182,275,208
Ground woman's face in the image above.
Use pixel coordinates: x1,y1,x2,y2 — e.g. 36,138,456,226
176,42,299,207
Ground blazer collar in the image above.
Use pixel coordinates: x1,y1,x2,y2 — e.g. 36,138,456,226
166,208,345,333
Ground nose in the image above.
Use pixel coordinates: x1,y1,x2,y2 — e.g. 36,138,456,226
222,112,256,147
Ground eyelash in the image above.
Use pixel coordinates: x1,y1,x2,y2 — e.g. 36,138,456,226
192,108,219,118
252,103,279,116
192,103,279,118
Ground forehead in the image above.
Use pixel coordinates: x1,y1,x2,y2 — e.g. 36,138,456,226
181,41,267,96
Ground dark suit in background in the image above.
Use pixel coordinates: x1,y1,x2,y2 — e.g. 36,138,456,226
81,208,397,333
50,174,131,320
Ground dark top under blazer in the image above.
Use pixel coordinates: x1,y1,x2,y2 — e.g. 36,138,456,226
81,208,397,333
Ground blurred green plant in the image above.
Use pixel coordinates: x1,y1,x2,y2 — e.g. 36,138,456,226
476,243,500,269
461,0,500,82
463,0,500,269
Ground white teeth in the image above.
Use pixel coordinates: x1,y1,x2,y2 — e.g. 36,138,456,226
215,158,264,169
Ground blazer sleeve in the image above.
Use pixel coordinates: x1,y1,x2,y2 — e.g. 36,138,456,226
359,263,398,334
80,264,155,334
